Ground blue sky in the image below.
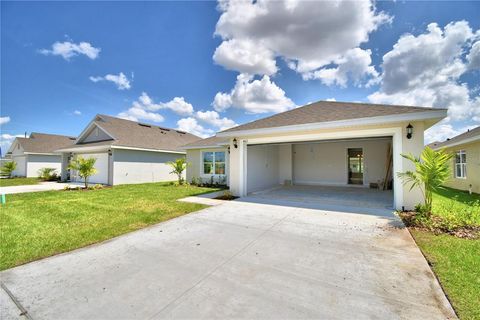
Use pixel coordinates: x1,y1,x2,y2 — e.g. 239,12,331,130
1,1,479,154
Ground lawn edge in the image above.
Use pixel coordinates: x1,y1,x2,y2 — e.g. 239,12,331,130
405,227,459,319
0,202,212,272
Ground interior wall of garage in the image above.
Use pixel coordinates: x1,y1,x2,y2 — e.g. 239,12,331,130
247,145,279,193
292,138,391,186
112,149,182,185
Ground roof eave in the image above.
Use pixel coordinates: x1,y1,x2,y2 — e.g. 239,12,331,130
431,135,480,150
217,110,447,138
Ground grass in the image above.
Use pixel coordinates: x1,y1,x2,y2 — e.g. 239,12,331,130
402,188,480,319
431,187,480,228
0,177,40,187
0,182,220,270
411,230,480,320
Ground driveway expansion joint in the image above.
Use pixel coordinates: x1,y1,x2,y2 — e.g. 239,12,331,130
1,282,33,320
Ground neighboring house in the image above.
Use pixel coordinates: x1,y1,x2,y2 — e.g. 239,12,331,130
6,133,76,177
429,126,480,194
184,101,447,210
56,114,200,185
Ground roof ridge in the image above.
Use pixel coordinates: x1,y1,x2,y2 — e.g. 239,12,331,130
96,114,187,133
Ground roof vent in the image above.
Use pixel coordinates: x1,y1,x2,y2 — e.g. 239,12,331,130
158,127,170,131
176,130,186,134
69,137,76,140
138,123,152,128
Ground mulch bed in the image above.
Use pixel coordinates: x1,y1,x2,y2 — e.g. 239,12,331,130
398,211,479,239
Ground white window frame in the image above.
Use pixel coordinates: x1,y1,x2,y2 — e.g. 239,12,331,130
201,151,226,176
454,150,467,179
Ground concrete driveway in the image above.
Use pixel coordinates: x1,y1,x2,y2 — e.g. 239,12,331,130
1,199,455,319
0,182,74,195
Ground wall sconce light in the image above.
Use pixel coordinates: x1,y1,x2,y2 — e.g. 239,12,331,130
233,138,238,148
406,123,413,139
227,146,231,154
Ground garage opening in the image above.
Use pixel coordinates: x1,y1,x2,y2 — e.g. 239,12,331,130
246,137,394,210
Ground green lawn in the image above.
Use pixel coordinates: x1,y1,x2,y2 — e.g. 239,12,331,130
411,230,480,320
432,187,480,228
0,183,220,270
0,177,40,187
406,188,480,319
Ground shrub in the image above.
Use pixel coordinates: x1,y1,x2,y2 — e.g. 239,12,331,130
167,158,189,185
68,156,97,188
38,168,58,181
1,161,16,178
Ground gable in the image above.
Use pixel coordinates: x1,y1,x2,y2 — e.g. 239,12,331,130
78,124,114,144
8,139,24,156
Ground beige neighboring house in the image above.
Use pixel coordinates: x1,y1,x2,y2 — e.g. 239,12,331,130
6,133,76,177
56,114,200,185
184,101,447,210
429,126,480,194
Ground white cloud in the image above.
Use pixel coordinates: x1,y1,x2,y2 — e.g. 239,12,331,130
196,110,237,130
0,133,23,155
90,72,131,90
177,117,214,138
117,92,195,123
303,48,379,87
368,21,480,122
118,107,164,123
39,41,100,60
0,116,11,125
213,38,277,75
162,97,194,116
73,110,82,116
212,73,296,114
326,98,336,102
214,0,389,84
467,40,480,70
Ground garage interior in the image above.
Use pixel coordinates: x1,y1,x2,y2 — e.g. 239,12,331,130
246,137,394,210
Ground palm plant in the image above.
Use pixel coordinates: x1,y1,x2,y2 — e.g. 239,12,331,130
167,158,189,185
397,147,453,216
68,156,97,188
1,161,17,178
38,167,58,181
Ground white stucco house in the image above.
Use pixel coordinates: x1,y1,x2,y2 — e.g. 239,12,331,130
56,114,200,185
6,133,76,177
184,101,447,211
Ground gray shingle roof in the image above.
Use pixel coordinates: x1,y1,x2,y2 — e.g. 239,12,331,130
183,135,229,149
221,101,443,133
16,133,76,153
72,114,201,152
429,126,480,149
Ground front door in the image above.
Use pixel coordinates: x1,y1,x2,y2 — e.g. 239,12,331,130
348,148,363,185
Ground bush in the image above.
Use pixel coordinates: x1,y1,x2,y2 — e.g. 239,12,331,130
1,161,16,178
38,168,58,181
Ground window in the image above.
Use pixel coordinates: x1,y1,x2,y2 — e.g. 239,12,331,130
202,151,226,175
455,150,467,178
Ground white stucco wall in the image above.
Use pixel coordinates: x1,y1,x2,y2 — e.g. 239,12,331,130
112,149,182,185
278,144,293,185
247,145,279,193
71,152,110,185
11,155,27,177
26,154,62,177
292,139,391,186
186,148,229,185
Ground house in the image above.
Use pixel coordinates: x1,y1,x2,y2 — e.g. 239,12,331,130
184,101,447,210
429,126,480,194
56,114,200,185
6,133,76,177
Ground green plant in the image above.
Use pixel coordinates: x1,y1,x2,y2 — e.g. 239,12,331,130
38,167,58,181
190,177,199,186
167,158,189,185
398,147,453,216
1,161,17,178
68,156,97,188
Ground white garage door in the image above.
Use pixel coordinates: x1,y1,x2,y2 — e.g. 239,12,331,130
73,153,109,185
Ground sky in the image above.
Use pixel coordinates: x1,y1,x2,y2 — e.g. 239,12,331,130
1,1,479,155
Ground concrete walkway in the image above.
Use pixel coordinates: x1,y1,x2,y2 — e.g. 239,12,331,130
1,182,85,195
1,200,456,319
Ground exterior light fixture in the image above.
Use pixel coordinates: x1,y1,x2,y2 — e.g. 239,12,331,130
233,138,238,148
406,123,413,139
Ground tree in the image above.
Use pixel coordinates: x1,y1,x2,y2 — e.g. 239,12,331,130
68,156,97,188
167,158,189,185
1,161,17,178
397,147,453,215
